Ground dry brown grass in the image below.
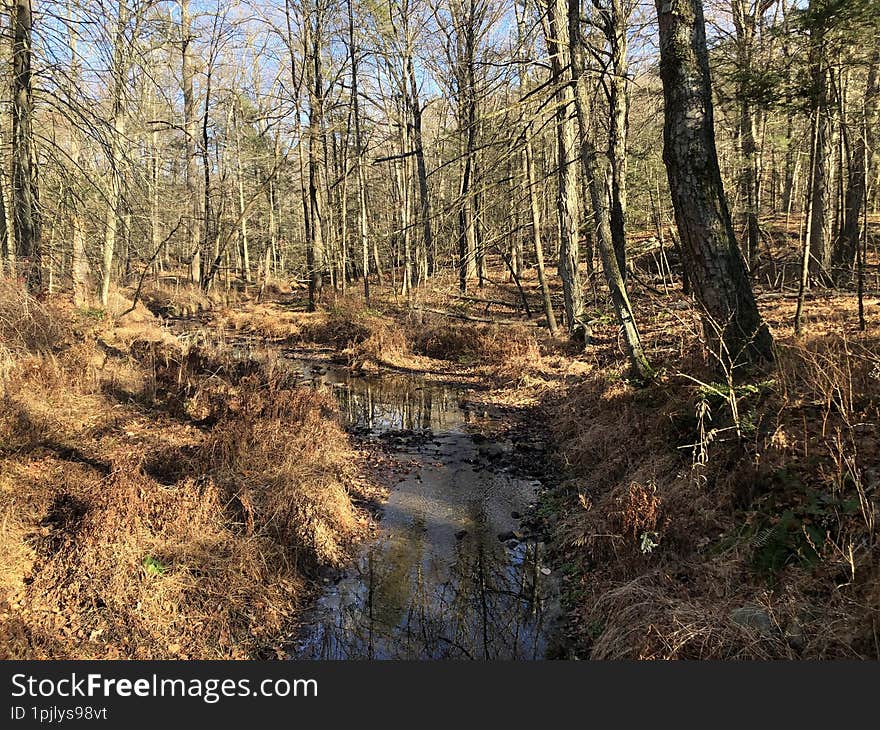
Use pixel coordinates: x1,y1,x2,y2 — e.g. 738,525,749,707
0,278,66,358
410,318,541,377
203,377,363,568
0,280,370,659
547,296,880,659
137,280,227,319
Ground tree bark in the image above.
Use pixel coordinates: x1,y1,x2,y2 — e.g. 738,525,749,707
181,0,201,285
234,103,251,285
67,8,89,305
806,13,831,282
407,56,435,279
732,0,761,268
11,0,41,292
100,1,130,306
606,0,631,280
305,0,326,310
348,0,370,303
455,4,479,293
570,0,652,379
654,0,773,367
525,130,559,336
542,0,585,335
834,51,878,282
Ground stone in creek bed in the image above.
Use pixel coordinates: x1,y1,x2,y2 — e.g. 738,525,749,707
511,511,522,519
471,433,488,444
478,443,506,459
498,530,517,542
455,530,468,540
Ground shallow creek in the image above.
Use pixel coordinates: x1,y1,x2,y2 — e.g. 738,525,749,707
285,360,560,660
169,323,559,659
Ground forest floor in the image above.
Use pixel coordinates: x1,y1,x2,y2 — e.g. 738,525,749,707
0,283,383,658
1,217,879,658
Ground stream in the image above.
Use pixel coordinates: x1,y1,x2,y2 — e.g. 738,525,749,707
169,323,560,659
285,360,560,660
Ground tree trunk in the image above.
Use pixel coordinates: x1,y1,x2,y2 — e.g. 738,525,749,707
457,43,478,293
654,0,773,368
234,104,251,285
542,0,584,335
11,0,41,292
348,0,370,304
67,10,89,305
732,0,760,268
407,56,435,279
834,51,878,283
570,0,652,378
100,1,130,306
525,129,559,336
199,73,221,290
306,0,325,310
806,16,831,282
181,0,200,285
607,0,631,280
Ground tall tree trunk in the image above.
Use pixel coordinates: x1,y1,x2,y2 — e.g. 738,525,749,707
457,22,478,294
542,0,584,335
305,0,325,310
181,0,200,285
199,58,221,289
780,0,798,217
474,149,485,287
268,137,281,275
525,129,559,336
234,104,251,285
149,91,163,277
569,0,651,378
407,56,434,279
67,6,89,304
348,0,370,304
0,164,8,276
0,106,14,271
654,0,773,368
834,51,878,282
101,1,130,306
806,14,831,282
607,0,631,280
732,0,760,268
11,0,41,292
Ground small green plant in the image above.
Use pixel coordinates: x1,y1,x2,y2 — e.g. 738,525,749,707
142,555,167,576
640,531,660,554
746,486,860,576
78,306,106,321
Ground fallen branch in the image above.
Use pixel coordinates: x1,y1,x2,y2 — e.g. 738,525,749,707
413,306,540,327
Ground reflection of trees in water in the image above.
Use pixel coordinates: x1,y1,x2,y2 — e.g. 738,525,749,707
303,506,550,660
333,379,466,431
294,368,550,659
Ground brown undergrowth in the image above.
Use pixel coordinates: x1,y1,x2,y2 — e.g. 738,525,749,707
547,292,880,659
210,293,544,385
0,281,371,659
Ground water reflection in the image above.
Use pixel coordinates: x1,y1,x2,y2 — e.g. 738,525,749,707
287,359,469,433
289,360,557,660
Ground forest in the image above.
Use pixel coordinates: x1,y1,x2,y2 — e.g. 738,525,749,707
0,0,878,660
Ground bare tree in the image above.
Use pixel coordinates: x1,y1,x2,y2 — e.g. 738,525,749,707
569,0,651,378
654,0,773,367
11,0,41,292
542,0,585,336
